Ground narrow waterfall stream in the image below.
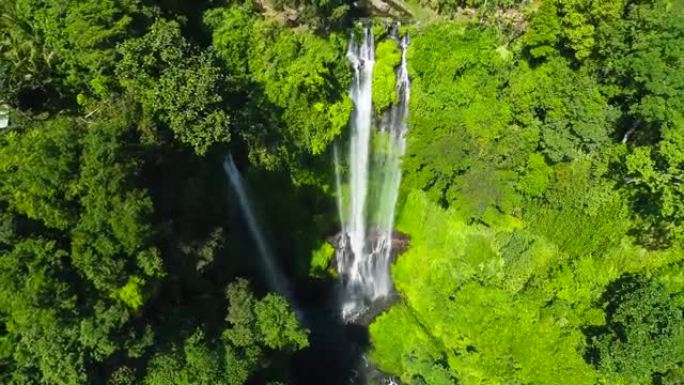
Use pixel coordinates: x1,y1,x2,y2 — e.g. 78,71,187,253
341,26,376,322
223,155,291,301
337,26,411,322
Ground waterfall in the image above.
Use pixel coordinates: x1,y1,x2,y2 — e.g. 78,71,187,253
336,27,410,321
0,105,9,129
346,26,375,297
333,143,345,233
223,155,290,300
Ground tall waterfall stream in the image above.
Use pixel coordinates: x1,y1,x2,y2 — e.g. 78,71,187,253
223,155,292,301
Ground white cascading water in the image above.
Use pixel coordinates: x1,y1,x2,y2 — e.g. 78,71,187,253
223,155,290,300
333,143,346,233
337,27,410,321
347,26,375,292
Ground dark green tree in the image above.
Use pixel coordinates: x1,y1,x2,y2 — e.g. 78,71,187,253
206,8,351,179
143,279,308,385
70,102,163,293
116,19,231,154
1,0,151,96
0,117,81,230
600,0,684,247
587,276,684,384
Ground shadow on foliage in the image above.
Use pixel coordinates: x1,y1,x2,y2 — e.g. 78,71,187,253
582,274,646,368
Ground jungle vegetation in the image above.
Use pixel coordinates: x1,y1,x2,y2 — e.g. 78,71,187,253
0,0,682,384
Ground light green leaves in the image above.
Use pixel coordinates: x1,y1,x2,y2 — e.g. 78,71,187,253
255,294,309,350
111,276,145,310
517,153,553,197
0,118,81,230
309,242,336,277
224,279,308,351
372,39,402,113
207,11,351,172
524,1,561,59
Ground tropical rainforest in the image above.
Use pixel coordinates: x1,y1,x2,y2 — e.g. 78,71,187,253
0,0,683,384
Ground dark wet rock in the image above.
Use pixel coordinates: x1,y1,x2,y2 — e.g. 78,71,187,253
351,291,401,326
327,229,410,263
356,0,413,17
325,229,409,326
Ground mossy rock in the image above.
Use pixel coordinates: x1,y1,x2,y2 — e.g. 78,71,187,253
372,39,402,114
309,242,337,278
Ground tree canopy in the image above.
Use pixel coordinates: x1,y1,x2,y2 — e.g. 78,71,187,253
1,0,683,384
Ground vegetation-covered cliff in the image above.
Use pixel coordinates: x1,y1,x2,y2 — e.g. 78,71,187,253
0,0,682,384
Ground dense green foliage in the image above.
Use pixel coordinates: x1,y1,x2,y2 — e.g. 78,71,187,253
587,276,684,384
370,1,684,383
116,19,231,154
422,0,525,15
1,0,683,383
205,5,352,178
0,99,308,383
0,0,153,107
373,39,402,113
371,190,682,384
0,0,322,383
143,279,308,385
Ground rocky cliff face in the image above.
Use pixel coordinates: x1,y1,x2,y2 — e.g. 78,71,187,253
328,229,410,267
356,0,413,18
